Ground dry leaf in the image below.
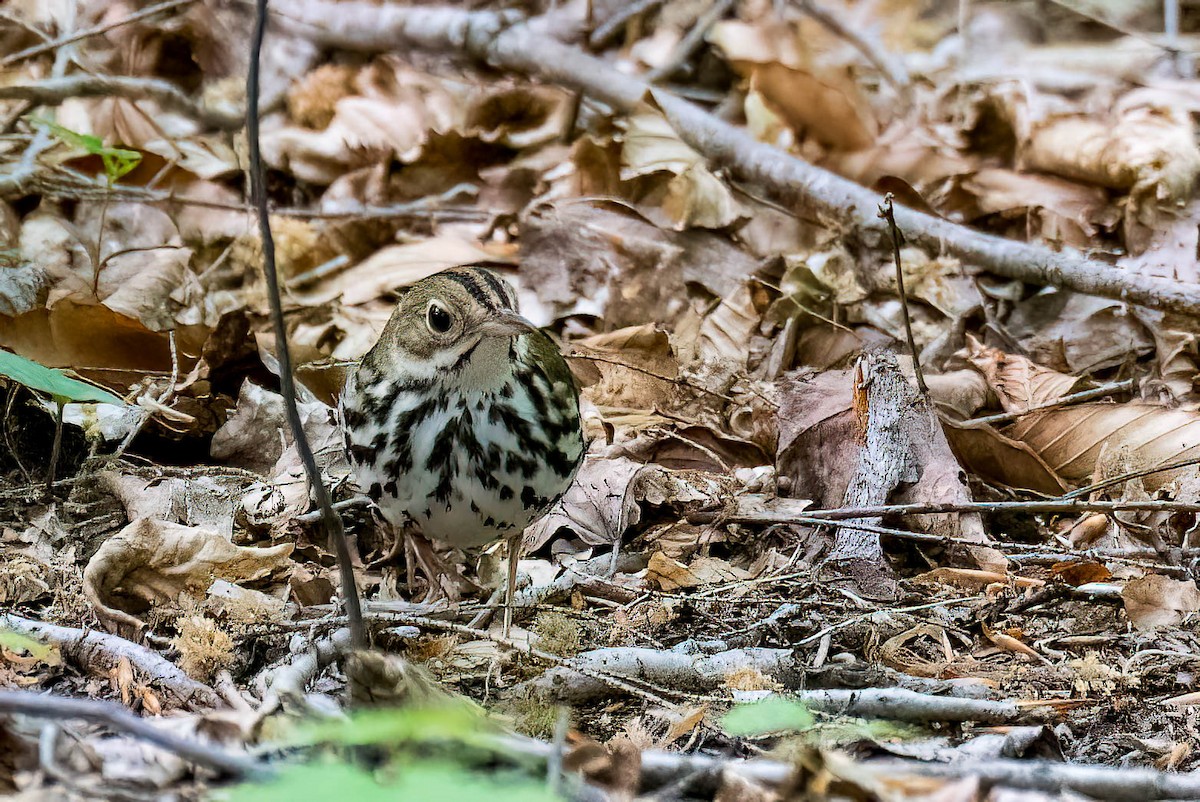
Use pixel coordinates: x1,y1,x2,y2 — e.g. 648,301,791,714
83,518,293,631
525,457,648,550
619,102,744,229
963,334,1083,414
1122,575,1200,631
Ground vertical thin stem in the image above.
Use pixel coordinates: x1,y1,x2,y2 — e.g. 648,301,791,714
246,0,365,649
45,399,64,499
878,194,927,396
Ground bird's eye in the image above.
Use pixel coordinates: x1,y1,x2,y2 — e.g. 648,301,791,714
426,302,452,334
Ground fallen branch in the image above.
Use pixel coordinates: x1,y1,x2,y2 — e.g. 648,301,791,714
703,495,1200,524
2,614,219,709
797,687,1061,724
254,628,350,716
505,735,1200,799
281,2,1200,316
0,75,242,130
866,756,1200,800
531,646,802,703
531,647,1058,724
0,690,264,779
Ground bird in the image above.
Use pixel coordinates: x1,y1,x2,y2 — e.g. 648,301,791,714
340,266,584,633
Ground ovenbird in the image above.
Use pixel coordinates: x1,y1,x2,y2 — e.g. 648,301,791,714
341,266,584,631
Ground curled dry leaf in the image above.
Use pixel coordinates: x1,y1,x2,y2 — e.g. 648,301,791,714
1122,574,1200,631
1023,105,1200,242
573,324,678,402
962,334,1083,414
83,518,293,632
746,62,877,151
210,381,341,476
646,552,749,592
1005,292,1153,374
960,168,1114,248
942,419,1070,496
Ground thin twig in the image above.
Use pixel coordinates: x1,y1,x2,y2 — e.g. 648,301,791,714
0,690,266,779
0,75,242,129
793,0,911,98
2,388,32,483
588,0,664,48
696,495,1200,525
646,0,737,83
1062,453,1200,499
788,515,1189,574
247,0,365,648
878,194,926,395
0,0,198,68
44,400,64,499
964,378,1136,428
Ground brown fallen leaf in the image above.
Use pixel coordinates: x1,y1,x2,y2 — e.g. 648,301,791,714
1122,574,1200,631
525,457,648,551
1009,403,1200,491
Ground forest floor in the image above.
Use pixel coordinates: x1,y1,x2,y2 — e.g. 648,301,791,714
2,0,1200,799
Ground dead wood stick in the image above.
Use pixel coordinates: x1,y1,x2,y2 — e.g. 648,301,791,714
0,690,265,779
2,614,220,709
502,734,1200,799
699,495,1200,524
279,2,1200,316
866,757,1200,800
0,75,242,129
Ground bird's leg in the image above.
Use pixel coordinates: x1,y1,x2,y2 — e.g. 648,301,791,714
503,533,522,637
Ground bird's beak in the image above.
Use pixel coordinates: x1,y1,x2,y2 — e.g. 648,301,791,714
479,309,538,339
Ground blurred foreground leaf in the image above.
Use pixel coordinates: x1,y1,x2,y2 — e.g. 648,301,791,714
0,349,124,405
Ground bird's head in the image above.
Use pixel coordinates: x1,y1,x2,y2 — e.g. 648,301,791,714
366,267,537,383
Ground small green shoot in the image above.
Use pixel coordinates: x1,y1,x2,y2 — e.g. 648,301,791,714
27,116,142,184
0,628,61,666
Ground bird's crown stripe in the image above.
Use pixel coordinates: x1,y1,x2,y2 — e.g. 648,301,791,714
475,267,518,311
442,268,499,310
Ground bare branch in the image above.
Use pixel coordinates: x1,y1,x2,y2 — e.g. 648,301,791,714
0,689,265,779
0,75,242,130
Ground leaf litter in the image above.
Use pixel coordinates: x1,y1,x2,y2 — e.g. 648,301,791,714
1,0,1200,799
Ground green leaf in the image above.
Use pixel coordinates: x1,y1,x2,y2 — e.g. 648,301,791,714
27,116,142,184
722,698,815,736
0,350,124,405
290,704,496,748
220,760,560,802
